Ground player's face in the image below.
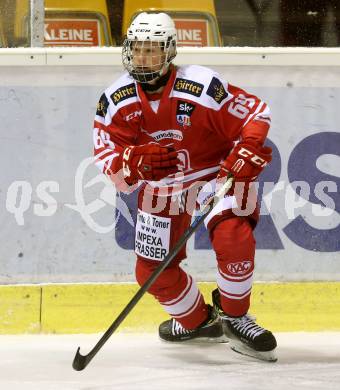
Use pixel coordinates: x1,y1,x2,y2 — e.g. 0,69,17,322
131,41,165,74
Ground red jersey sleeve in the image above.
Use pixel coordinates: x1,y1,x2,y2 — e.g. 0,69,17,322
93,92,139,191
209,81,271,147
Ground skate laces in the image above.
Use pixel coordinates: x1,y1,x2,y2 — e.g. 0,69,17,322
229,315,266,340
171,319,192,335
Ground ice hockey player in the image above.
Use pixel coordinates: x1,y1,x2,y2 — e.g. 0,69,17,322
93,12,277,362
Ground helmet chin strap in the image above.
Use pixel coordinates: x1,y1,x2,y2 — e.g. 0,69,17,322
156,65,169,79
132,60,169,84
140,65,173,92
131,70,161,83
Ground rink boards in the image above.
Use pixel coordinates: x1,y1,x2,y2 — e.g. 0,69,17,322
1,282,340,334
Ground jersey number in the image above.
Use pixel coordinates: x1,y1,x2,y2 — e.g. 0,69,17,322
93,128,115,150
228,94,255,119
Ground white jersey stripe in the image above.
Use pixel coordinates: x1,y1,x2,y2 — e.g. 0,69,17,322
94,150,119,172
255,117,271,126
95,149,116,159
254,106,271,126
94,115,105,125
145,166,220,196
148,166,220,187
242,101,264,128
195,178,237,226
204,195,237,227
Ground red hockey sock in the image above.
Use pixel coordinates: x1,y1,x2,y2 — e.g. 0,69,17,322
211,217,255,317
135,258,208,329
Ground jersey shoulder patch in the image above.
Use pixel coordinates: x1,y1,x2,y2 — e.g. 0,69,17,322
206,76,229,105
96,93,109,118
172,65,231,110
173,66,206,97
176,65,216,84
95,73,140,125
173,65,214,97
105,73,139,108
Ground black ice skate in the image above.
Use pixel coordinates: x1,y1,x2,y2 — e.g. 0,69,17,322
159,305,228,343
212,289,277,362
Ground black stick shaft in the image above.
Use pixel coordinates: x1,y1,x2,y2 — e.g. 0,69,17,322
72,176,233,371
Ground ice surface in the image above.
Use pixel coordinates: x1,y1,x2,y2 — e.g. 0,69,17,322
0,333,339,390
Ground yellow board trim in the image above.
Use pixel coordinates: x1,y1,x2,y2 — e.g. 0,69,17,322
0,282,340,334
0,286,41,334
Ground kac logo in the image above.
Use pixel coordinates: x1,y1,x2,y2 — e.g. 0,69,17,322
227,260,252,275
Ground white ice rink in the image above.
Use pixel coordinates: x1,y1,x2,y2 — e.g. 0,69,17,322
1,333,340,390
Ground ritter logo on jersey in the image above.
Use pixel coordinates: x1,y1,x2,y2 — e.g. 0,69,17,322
176,100,195,127
96,93,109,117
206,77,228,104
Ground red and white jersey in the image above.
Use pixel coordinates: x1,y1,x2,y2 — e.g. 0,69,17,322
93,64,270,193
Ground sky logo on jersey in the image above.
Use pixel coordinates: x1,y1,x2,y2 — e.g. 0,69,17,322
176,100,196,127
110,83,137,106
174,78,204,97
96,93,109,117
206,77,228,104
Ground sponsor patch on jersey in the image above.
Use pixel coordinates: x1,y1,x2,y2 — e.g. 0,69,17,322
176,100,195,126
124,110,142,122
135,210,170,261
96,93,109,117
110,83,137,106
148,129,183,142
174,78,204,97
206,77,228,104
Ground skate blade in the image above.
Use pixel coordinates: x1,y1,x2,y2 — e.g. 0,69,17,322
189,335,229,344
160,334,229,344
229,341,277,362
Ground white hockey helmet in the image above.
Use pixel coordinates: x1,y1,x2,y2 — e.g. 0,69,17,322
122,12,177,83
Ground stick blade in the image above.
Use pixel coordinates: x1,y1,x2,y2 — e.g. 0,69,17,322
72,347,88,371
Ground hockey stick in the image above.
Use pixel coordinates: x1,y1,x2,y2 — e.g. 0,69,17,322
72,174,233,371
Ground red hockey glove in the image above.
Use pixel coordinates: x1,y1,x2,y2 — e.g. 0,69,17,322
218,141,272,183
120,144,180,185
